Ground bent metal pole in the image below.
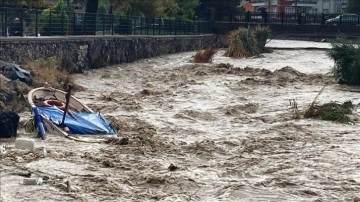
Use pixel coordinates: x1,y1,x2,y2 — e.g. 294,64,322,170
60,84,74,128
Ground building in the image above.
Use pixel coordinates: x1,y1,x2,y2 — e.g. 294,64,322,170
244,0,348,13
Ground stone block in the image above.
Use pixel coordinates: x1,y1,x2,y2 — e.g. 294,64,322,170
15,138,35,151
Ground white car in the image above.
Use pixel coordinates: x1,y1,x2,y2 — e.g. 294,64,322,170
325,14,359,26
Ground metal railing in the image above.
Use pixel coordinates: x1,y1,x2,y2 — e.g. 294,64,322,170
0,7,212,37
211,11,360,26
1,6,358,37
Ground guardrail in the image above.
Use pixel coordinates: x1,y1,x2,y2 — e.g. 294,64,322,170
0,7,212,37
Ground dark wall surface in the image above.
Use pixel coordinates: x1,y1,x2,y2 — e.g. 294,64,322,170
0,35,219,73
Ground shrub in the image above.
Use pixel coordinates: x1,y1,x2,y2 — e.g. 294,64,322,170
26,57,74,91
328,36,360,85
253,25,271,52
40,0,69,36
225,28,255,58
194,46,217,63
304,101,353,123
225,26,271,58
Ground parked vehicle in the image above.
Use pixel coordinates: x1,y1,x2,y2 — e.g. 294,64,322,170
325,14,359,26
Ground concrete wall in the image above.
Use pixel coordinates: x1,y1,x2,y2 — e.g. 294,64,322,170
0,35,219,73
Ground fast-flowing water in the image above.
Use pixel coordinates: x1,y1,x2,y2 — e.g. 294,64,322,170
2,39,360,202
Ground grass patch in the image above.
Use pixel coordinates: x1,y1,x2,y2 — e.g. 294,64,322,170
304,101,353,123
292,86,355,123
1,57,84,112
193,46,217,63
25,57,83,91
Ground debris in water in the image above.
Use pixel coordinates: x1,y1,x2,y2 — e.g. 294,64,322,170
168,163,178,171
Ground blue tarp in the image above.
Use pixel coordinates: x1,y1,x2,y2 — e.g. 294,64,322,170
37,106,117,135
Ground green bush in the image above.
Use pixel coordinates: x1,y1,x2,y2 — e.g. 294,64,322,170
328,36,360,85
304,101,353,123
225,26,271,58
253,25,271,52
40,0,69,36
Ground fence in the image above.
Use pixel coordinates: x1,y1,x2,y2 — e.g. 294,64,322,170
201,10,360,26
0,7,212,37
1,6,358,37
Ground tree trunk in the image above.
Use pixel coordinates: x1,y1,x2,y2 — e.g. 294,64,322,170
85,0,98,35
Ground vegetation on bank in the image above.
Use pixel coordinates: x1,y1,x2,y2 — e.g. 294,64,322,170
193,46,217,63
287,36,360,124
328,36,360,85
0,57,77,112
225,26,271,58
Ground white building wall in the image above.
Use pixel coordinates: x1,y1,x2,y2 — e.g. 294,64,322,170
316,0,349,13
240,0,348,13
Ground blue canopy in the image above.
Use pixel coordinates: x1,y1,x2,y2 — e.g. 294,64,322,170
37,106,117,135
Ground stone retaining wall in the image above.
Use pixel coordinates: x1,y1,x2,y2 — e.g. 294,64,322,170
0,35,219,73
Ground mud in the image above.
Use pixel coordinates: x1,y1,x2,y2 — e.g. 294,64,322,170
1,40,360,201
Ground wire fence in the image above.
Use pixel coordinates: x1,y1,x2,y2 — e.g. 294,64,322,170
0,7,212,37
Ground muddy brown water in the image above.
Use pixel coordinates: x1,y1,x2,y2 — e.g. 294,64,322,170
1,40,360,201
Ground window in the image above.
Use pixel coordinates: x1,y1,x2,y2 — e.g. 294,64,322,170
285,7,295,13
311,8,318,13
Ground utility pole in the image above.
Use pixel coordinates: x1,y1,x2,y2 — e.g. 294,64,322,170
295,0,298,13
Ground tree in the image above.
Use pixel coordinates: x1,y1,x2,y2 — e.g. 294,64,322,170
40,0,69,35
69,0,198,20
347,0,360,14
85,0,98,35
177,0,199,20
329,37,360,85
196,0,238,20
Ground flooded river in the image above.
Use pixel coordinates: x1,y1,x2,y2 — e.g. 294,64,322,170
1,40,360,201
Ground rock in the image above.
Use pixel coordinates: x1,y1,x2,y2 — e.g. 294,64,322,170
0,74,10,82
49,151,64,159
15,138,35,151
0,111,20,138
0,63,33,85
0,89,14,104
23,177,43,185
168,163,179,171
